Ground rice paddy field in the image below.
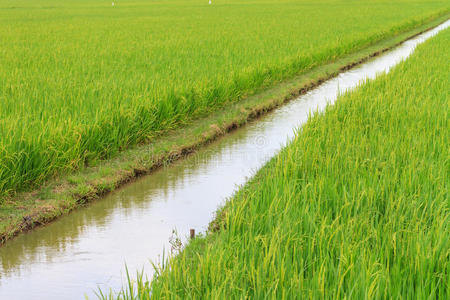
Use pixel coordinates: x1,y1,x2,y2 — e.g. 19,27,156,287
0,0,449,196
131,27,449,298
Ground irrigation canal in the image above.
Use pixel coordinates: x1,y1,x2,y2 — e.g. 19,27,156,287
0,20,448,300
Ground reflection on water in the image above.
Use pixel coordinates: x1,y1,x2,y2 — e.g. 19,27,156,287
0,20,448,300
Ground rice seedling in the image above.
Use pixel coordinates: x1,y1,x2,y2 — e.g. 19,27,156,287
0,0,449,196
114,27,449,299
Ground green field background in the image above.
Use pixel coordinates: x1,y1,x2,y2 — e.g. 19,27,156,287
0,0,448,195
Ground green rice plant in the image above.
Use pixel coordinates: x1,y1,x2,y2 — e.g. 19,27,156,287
94,266,151,300
128,27,448,299
0,0,449,196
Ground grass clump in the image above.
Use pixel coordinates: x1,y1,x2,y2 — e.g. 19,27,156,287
0,0,449,196
119,28,449,299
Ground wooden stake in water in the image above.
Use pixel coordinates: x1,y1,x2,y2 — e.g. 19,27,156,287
190,229,195,239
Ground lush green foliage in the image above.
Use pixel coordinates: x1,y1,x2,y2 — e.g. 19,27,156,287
140,28,449,298
0,0,448,195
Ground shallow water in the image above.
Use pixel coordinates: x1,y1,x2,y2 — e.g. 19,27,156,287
0,20,448,300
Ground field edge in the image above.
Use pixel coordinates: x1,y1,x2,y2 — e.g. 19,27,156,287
0,13,448,246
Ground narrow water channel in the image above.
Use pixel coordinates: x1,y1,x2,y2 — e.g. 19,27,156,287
0,20,448,300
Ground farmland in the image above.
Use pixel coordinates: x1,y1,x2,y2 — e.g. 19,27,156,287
142,27,450,298
0,0,449,196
